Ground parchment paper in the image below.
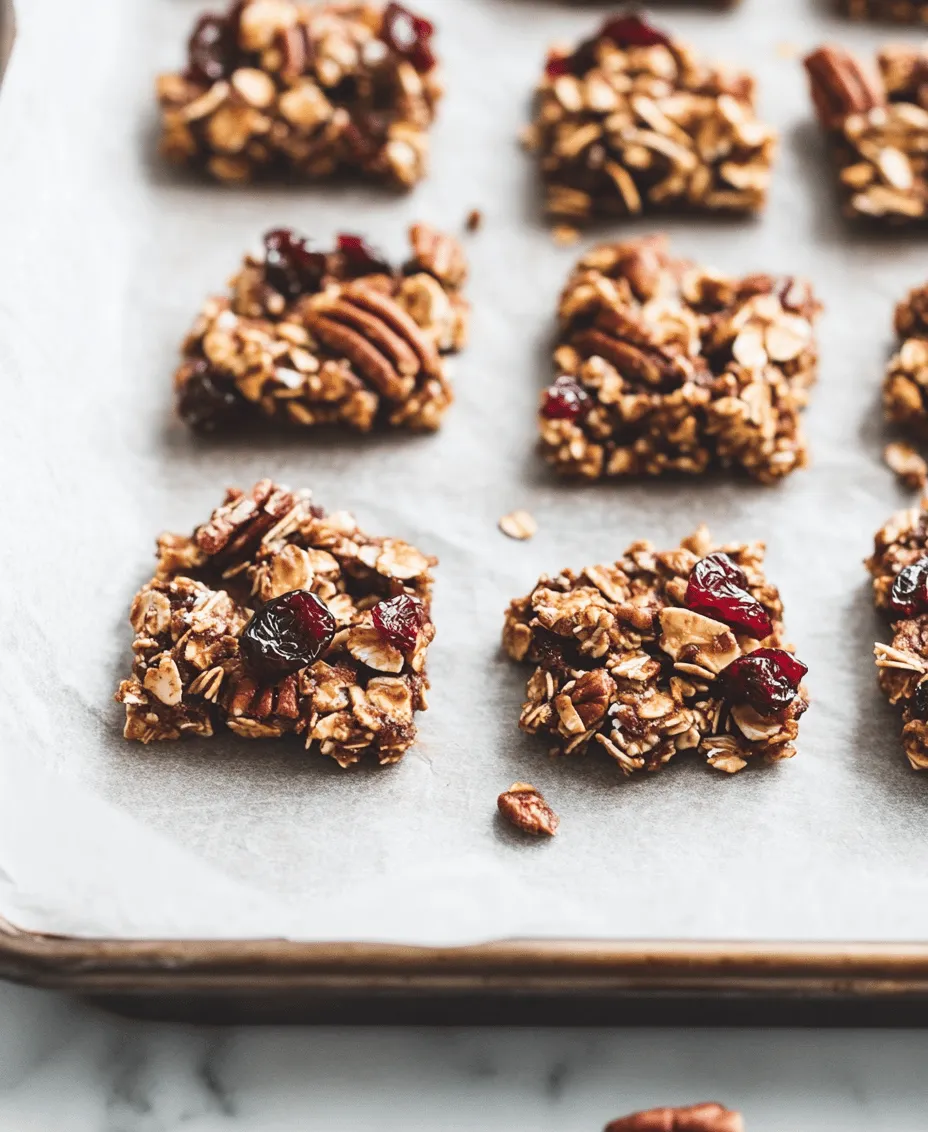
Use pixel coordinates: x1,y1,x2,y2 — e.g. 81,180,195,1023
3,0,928,944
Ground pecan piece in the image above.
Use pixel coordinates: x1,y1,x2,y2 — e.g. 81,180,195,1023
314,294,421,377
304,311,413,401
497,782,560,837
804,46,885,130
342,282,444,379
408,221,469,289
605,1102,744,1132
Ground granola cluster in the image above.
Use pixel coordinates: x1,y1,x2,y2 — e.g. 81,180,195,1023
840,0,928,21
868,503,928,770
157,0,442,187
524,12,777,224
115,480,436,766
805,43,928,222
176,223,469,434
539,236,821,482
606,1103,745,1132
884,283,928,438
503,527,808,776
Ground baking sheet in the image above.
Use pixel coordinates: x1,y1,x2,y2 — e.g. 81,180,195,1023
4,0,928,945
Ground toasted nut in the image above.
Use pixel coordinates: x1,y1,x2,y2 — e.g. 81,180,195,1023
605,1101,744,1132
497,783,560,837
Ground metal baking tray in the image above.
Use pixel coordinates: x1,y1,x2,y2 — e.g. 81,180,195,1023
6,0,928,1013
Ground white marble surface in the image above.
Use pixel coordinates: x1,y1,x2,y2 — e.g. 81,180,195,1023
0,984,926,1130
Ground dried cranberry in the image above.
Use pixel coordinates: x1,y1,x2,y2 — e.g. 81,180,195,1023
240,590,336,681
913,681,928,720
889,557,928,618
545,53,572,78
722,648,808,715
541,376,592,422
599,13,672,50
263,228,328,299
337,233,393,277
177,360,246,432
684,553,773,639
186,10,240,84
372,594,426,654
380,3,436,73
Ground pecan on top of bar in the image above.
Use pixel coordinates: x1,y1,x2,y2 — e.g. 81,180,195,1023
868,501,928,771
606,1102,745,1132
525,11,777,223
116,480,436,767
885,282,928,438
157,0,442,188
175,223,469,434
804,42,928,222
840,0,928,24
503,526,809,777
539,235,821,482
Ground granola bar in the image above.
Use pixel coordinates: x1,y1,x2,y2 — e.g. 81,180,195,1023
884,283,928,437
840,0,928,22
524,12,777,224
503,527,809,776
605,1103,745,1132
157,0,442,188
176,223,469,434
539,235,821,482
115,479,435,767
868,502,928,770
804,43,928,222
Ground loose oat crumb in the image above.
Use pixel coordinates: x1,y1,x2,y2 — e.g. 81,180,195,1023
465,208,483,233
497,782,560,836
885,441,928,490
499,510,538,541
552,224,580,247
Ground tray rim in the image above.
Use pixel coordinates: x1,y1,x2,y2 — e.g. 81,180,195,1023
5,917,928,996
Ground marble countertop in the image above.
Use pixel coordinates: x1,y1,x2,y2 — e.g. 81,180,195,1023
0,984,925,1130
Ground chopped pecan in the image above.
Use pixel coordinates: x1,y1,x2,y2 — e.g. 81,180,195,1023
804,45,885,130
497,783,560,837
605,1102,744,1132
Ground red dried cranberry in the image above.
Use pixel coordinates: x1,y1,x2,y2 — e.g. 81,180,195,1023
240,590,336,681
600,13,672,50
186,9,241,84
177,360,246,432
684,553,773,640
372,594,426,654
545,53,572,78
337,233,393,277
722,648,808,715
380,3,436,73
263,228,328,299
889,557,928,618
541,376,592,422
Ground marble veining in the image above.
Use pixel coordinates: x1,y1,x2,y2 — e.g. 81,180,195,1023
0,984,926,1130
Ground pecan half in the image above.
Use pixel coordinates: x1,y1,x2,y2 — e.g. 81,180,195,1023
605,1102,744,1132
342,282,443,378
497,782,560,837
304,310,414,401
804,46,886,130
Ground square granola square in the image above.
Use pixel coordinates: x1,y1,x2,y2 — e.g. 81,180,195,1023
805,43,928,223
503,527,809,776
538,235,821,481
116,480,436,767
157,0,442,187
175,223,469,434
524,11,777,224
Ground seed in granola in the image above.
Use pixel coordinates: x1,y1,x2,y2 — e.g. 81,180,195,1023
264,228,328,299
541,376,591,422
176,360,247,432
240,589,337,680
889,557,928,618
600,13,672,50
372,593,426,654
380,2,436,73
684,553,773,639
497,782,559,837
337,233,393,277
722,647,808,715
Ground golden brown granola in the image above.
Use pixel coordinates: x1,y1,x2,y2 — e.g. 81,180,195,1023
804,43,928,222
503,527,809,776
116,479,435,766
175,223,469,434
157,0,442,188
497,783,560,836
884,283,928,437
538,235,821,482
840,0,928,21
525,12,776,224
884,441,928,489
867,502,928,770
605,1102,745,1132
